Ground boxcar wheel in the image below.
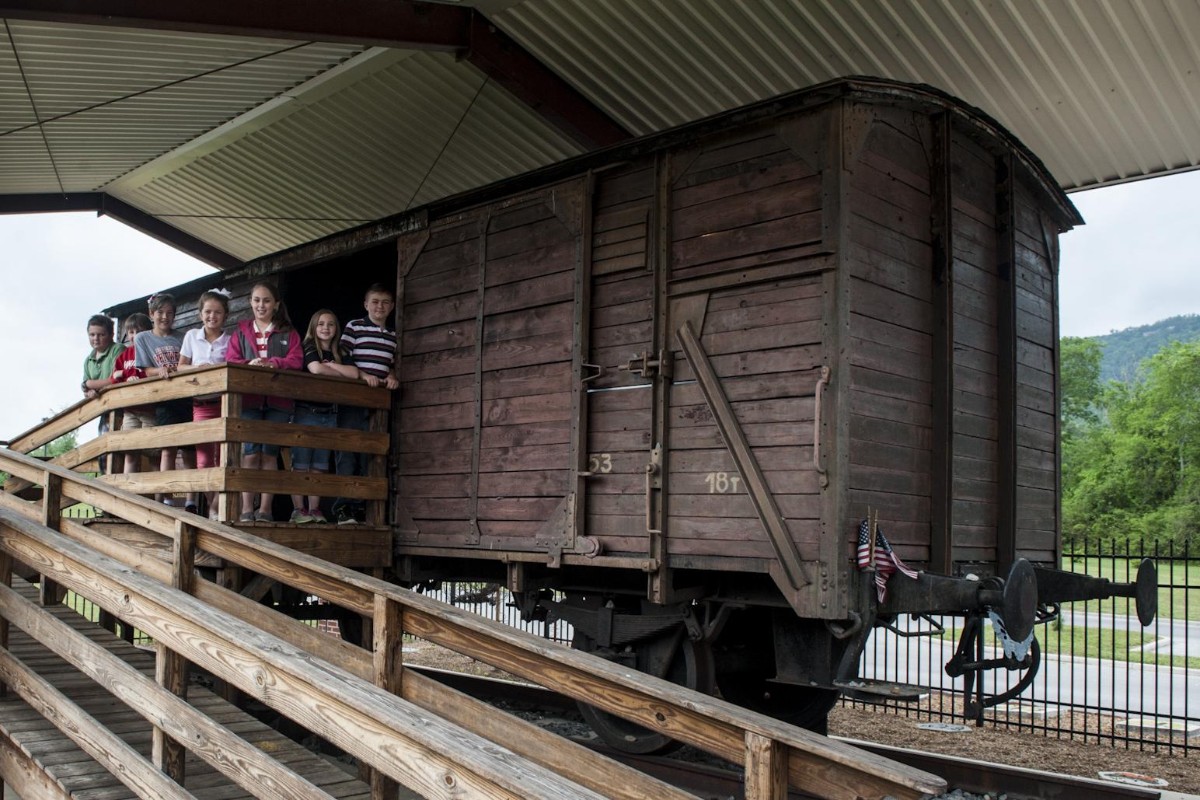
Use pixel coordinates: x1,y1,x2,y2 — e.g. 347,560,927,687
572,628,714,754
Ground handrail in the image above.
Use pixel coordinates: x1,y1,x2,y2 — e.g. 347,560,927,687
0,447,946,800
6,363,389,455
3,365,393,529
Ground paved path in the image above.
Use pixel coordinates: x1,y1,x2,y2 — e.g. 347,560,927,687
861,616,1200,721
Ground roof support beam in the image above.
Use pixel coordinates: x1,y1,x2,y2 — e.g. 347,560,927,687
465,14,630,149
0,192,240,270
0,0,632,149
0,0,468,51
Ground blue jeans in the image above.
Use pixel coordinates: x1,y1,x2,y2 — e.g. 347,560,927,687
333,405,369,513
291,403,336,471
240,406,290,456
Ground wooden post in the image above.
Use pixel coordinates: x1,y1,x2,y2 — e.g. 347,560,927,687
154,519,195,783
744,732,788,800
39,473,65,606
370,593,403,799
0,550,9,698
220,392,241,523
366,408,388,528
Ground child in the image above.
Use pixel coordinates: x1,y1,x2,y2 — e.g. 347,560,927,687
290,309,359,524
82,314,119,473
333,283,399,525
110,313,153,475
226,281,302,522
135,293,197,511
82,314,119,400
179,289,233,519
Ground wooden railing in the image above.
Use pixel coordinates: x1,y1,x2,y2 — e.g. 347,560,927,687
4,364,391,526
0,449,946,800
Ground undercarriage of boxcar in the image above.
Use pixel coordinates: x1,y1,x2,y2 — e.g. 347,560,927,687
125,79,1157,752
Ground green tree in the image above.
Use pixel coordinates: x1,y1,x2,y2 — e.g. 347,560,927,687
35,431,78,459
1062,342,1200,546
1060,337,1104,432
1060,336,1106,544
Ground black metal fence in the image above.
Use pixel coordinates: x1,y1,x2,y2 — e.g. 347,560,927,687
853,537,1197,755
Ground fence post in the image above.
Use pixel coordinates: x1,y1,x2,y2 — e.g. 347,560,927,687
219,392,241,523
744,732,787,800
0,550,9,698
365,407,388,528
370,593,403,799
39,472,66,606
153,518,195,783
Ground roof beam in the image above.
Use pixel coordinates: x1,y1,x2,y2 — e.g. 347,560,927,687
0,0,468,51
465,14,630,149
0,0,632,150
98,196,241,271
0,192,100,214
0,192,240,270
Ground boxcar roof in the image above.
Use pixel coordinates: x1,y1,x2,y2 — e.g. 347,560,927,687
2,1,1197,270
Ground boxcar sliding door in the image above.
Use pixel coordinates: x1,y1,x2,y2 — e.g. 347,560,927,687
393,179,590,559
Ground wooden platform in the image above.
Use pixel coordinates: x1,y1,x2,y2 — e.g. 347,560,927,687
0,579,370,800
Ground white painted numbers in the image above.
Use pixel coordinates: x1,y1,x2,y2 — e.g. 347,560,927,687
587,453,613,474
704,471,742,493
585,455,742,494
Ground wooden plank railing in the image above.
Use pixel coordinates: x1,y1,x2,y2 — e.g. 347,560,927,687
3,364,391,526
0,449,946,800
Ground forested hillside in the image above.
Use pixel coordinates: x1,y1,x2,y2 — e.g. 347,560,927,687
1061,336,1200,546
1093,314,1200,382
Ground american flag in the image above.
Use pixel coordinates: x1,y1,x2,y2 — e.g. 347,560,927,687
857,518,919,602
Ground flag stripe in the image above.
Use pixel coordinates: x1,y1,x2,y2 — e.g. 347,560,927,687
855,518,918,602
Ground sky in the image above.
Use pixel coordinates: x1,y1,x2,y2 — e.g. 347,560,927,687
1,168,1199,442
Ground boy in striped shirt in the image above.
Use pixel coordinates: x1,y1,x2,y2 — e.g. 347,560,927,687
334,283,398,524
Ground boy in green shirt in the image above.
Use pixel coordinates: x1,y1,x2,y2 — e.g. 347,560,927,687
82,314,119,473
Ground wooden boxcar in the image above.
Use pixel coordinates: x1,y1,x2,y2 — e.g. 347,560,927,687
113,78,1152,747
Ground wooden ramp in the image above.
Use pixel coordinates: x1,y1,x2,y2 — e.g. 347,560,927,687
1,448,947,800
0,578,369,800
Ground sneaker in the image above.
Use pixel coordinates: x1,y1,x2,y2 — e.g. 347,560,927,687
254,510,274,523
290,508,314,524
184,504,199,515
209,511,220,521
335,508,358,526
309,510,328,524
239,512,255,523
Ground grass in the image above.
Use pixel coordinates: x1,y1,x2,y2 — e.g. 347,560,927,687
1040,623,1200,670
1060,555,1199,622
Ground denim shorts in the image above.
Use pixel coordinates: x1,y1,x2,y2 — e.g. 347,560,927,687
240,406,290,456
291,403,336,471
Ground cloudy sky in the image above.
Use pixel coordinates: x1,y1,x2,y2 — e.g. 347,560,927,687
2,168,1199,442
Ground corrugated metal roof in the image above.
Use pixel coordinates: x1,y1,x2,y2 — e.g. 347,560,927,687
2,2,1199,266
495,0,1200,190
116,50,582,260
0,19,362,193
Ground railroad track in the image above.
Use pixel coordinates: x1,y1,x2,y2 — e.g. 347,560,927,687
409,664,1171,800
